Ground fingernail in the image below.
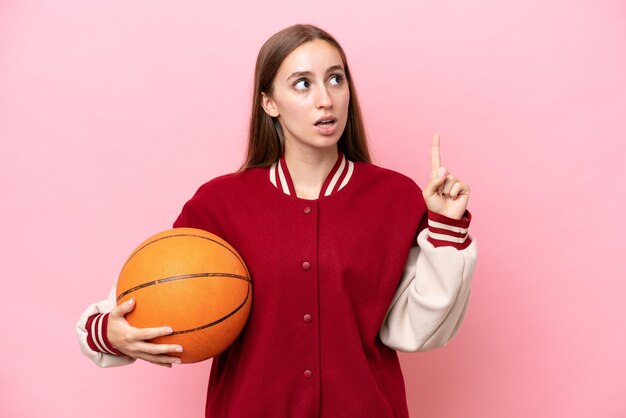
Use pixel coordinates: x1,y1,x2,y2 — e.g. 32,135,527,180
165,327,173,334
127,298,134,305
175,346,183,352
174,359,181,364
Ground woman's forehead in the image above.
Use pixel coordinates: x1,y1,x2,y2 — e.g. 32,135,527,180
277,40,344,79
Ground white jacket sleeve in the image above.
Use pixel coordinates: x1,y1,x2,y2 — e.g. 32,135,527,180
75,283,136,368
379,228,478,352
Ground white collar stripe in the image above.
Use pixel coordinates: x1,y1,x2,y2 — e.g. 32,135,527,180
338,160,354,191
330,160,348,195
277,160,291,195
269,162,277,188
324,155,346,197
268,153,354,197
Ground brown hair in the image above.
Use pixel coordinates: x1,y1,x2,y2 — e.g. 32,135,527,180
239,24,371,171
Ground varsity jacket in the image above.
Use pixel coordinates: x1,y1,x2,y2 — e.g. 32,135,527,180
76,151,477,417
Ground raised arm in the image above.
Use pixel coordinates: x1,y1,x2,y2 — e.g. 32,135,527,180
379,135,477,351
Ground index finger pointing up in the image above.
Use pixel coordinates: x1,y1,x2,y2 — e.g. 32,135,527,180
431,134,441,173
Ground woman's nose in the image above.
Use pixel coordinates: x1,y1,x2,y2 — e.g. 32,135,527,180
314,85,332,108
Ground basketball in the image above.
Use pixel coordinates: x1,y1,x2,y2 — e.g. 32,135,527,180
115,227,252,364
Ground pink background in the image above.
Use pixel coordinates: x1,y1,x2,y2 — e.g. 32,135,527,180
1,0,625,417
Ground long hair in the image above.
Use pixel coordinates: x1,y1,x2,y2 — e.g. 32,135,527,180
239,24,371,171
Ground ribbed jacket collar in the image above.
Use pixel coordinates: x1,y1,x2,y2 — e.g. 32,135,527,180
269,151,354,198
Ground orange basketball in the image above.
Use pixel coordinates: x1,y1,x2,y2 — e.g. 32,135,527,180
115,227,252,364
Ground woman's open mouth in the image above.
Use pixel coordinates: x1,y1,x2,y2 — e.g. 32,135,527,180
314,117,338,135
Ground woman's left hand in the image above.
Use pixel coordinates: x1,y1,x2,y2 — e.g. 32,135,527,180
422,134,470,220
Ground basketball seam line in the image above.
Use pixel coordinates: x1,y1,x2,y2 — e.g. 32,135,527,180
116,272,250,302
170,281,252,335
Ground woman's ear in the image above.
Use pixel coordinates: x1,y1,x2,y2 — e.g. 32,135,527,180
261,93,280,118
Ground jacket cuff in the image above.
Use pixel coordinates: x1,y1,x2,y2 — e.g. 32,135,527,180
426,209,472,250
85,313,123,356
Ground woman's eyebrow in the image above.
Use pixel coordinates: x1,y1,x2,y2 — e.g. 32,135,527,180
286,65,345,81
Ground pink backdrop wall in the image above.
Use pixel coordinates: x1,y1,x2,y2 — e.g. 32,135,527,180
1,1,624,417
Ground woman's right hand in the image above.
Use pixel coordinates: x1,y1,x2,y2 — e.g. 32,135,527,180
107,298,183,368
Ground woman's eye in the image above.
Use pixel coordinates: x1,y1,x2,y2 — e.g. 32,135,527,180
329,74,344,86
294,79,310,90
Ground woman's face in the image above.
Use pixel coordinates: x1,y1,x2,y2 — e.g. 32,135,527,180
262,39,350,154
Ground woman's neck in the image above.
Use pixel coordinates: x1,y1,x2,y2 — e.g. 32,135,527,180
284,145,338,199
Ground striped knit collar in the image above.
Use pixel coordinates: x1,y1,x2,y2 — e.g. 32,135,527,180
269,151,355,199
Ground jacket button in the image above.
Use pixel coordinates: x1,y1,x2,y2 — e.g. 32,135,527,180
302,261,311,271
304,370,312,379
303,314,312,323
303,206,311,214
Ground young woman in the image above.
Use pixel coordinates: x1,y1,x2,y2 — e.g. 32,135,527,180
76,24,477,418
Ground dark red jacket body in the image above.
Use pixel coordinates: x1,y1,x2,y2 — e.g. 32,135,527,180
172,154,426,417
